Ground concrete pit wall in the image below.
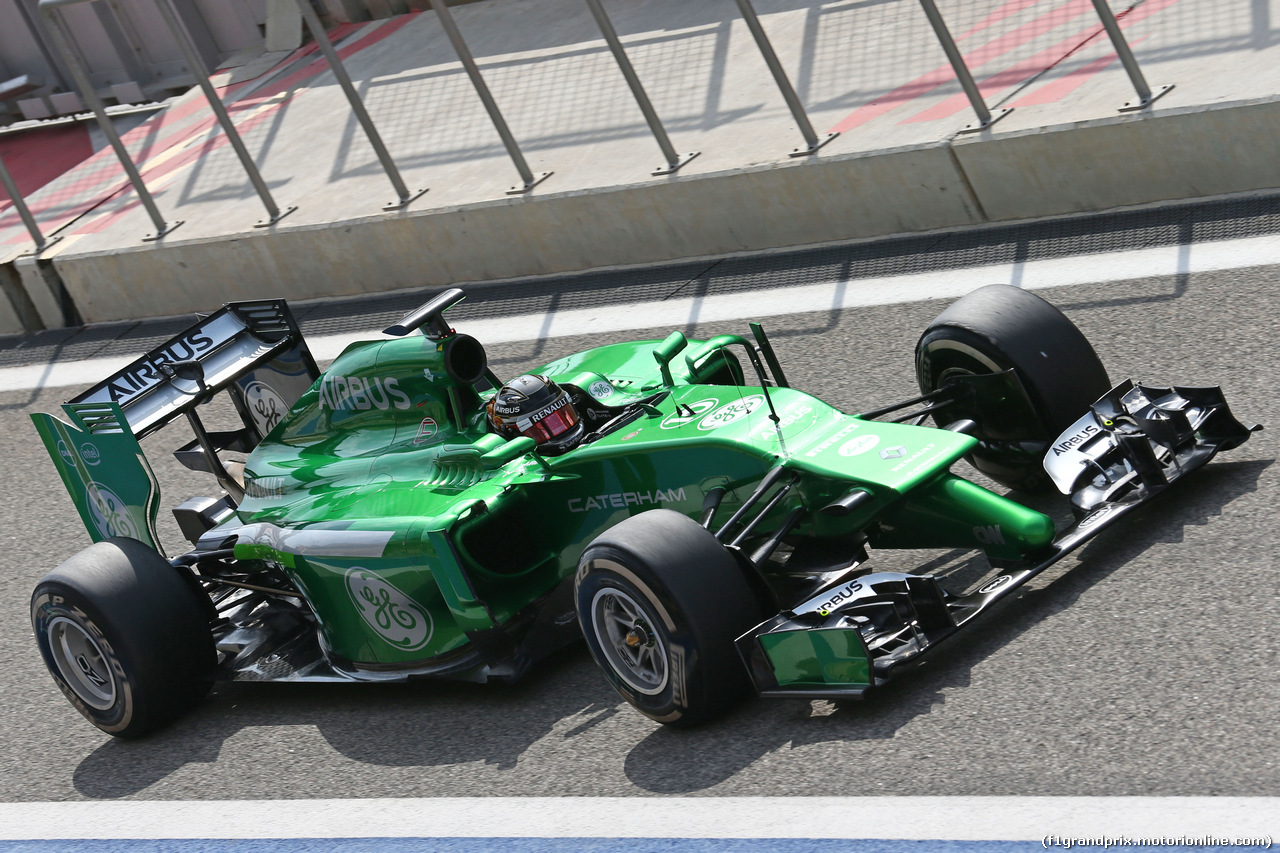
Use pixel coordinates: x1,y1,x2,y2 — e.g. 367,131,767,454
29,95,1280,327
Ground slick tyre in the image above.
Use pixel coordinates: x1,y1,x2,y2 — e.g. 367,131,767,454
575,510,764,727
916,284,1110,491
31,537,216,738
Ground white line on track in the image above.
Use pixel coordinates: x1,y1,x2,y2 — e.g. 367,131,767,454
4,232,1279,396
0,797,1276,840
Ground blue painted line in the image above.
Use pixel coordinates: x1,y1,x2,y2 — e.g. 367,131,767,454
0,842,1251,853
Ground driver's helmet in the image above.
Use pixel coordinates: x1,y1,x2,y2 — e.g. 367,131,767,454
486,374,584,454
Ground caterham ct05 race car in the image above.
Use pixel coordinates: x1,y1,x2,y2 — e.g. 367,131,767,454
30,285,1257,736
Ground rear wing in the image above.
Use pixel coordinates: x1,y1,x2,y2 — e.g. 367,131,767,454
70,299,319,441
34,300,321,547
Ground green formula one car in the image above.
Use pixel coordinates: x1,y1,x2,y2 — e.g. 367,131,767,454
30,285,1257,736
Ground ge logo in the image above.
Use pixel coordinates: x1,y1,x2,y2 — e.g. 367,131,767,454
345,568,433,651
698,395,764,430
85,482,139,540
244,381,288,436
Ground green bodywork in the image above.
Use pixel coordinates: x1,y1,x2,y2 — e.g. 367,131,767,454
31,288,1259,716
36,320,1058,687
222,331,1053,675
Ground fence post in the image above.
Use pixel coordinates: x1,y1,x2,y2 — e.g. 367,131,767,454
918,0,1010,132
428,0,551,194
583,0,698,175
0,154,59,252
294,0,427,209
733,0,836,156
1089,0,1173,111
39,0,182,241
153,0,296,226
13,0,69,91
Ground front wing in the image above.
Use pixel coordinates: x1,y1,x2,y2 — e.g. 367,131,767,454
737,379,1260,699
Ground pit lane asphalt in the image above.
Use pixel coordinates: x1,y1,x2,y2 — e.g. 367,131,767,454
0,195,1276,803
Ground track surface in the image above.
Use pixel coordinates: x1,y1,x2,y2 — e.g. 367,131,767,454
1,196,1276,803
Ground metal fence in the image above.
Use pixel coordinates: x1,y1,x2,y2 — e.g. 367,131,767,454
4,0,1171,250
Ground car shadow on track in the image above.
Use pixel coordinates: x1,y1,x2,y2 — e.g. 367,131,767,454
69,643,621,799
621,458,1271,793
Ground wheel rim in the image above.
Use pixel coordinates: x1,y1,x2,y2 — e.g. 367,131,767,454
591,587,669,696
47,616,116,710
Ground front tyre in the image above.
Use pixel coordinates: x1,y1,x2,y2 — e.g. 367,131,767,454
575,510,764,727
32,538,216,738
916,284,1111,491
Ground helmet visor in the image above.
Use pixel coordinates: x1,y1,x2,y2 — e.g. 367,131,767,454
519,403,580,444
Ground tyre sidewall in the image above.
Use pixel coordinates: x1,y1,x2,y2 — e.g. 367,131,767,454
916,284,1110,437
916,327,1049,490
31,538,215,738
916,326,1045,437
32,584,139,735
575,510,763,727
915,285,1112,491
576,557,693,724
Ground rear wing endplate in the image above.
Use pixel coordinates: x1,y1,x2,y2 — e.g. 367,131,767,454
31,402,165,553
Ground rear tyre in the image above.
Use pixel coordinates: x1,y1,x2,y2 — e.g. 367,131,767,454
575,510,763,727
915,284,1110,491
31,537,216,738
